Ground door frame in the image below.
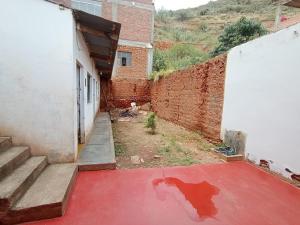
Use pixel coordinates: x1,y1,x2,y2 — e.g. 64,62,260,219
76,62,85,144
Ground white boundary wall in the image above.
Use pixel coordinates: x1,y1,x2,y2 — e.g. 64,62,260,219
222,23,300,178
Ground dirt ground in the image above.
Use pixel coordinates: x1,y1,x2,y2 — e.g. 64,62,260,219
112,110,222,169
111,110,300,188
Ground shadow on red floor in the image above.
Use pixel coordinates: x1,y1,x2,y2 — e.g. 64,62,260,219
25,162,300,225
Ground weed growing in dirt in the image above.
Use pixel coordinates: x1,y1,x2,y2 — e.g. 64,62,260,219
170,138,183,152
145,112,157,134
158,138,199,166
170,155,199,166
115,143,126,156
160,145,171,153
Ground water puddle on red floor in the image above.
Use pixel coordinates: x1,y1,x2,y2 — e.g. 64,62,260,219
152,177,219,222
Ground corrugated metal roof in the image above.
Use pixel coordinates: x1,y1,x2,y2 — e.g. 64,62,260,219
73,10,121,78
45,0,121,79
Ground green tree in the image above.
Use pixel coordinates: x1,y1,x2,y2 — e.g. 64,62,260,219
176,11,190,21
211,17,267,57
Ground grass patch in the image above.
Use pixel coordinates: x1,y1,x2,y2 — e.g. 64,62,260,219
158,138,199,166
151,44,209,80
168,154,199,166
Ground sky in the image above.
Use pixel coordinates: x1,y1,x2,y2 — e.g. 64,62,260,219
154,0,213,11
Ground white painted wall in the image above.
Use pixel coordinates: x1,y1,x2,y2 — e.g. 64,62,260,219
0,0,75,163
73,26,101,140
222,23,300,178
0,0,100,163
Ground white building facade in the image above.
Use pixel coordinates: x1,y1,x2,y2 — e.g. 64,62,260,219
0,0,119,163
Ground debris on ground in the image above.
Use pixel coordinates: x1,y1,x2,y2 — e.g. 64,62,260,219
216,146,237,156
119,109,136,117
259,159,270,168
118,102,139,119
110,103,151,123
131,155,141,165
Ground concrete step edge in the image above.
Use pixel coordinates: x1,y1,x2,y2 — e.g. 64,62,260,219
0,156,48,211
3,164,78,225
0,147,31,181
0,138,12,153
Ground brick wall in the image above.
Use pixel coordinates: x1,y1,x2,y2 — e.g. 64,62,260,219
154,41,174,50
117,5,152,43
108,78,151,108
101,0,153,107
151,55,227,141
102,0,153,43
116,45,148,79
102,1,112,20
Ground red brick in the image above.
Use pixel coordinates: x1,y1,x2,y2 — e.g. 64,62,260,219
102,0,153,43
105,78,151,108
151,55,227,141
116,45,148,79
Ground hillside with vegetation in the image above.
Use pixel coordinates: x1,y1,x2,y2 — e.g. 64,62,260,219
152,0,300,78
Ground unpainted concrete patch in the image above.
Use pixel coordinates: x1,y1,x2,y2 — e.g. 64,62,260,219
224,130,246,155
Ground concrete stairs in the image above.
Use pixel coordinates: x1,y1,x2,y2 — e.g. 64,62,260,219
0,137,77,225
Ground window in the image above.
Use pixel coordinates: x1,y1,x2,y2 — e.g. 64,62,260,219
71,0,102,16
87,74,91,103
96,81,100,99
93,79,96,102
117,52,132,67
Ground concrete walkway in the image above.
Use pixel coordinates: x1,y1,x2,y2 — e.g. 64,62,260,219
26,162,300,225
77,112,116,171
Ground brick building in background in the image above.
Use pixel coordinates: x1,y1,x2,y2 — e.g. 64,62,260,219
72,0,154,108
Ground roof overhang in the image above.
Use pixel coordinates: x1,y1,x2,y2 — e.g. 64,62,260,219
73,10,121,79
45,1,121,79
273,0,300,7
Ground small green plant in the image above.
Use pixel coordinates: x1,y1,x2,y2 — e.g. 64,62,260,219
145,112,157,135
159,145,171,154
115,143,126,156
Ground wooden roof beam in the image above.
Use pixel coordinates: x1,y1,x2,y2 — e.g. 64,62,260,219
96,66,112,73
90,53,111,61
77,24,118,41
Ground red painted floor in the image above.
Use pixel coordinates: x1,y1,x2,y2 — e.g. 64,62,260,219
26,162,300,225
